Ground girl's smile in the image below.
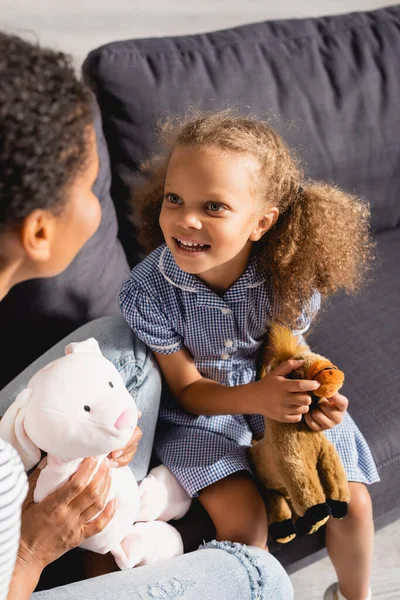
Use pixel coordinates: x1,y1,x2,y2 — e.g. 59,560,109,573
173,237,211,255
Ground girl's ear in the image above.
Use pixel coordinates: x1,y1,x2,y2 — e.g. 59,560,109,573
249,207,279,241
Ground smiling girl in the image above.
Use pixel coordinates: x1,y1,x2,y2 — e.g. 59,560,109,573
120,111,378,600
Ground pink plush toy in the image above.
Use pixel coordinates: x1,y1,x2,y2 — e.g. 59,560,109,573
0,338,191,569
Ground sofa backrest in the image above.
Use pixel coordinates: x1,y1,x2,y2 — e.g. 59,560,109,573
83,6,400,266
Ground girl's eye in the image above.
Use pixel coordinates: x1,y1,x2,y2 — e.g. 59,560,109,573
206,202,225,213
165,193,182,205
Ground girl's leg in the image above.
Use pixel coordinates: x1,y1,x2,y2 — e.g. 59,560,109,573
325,482,374,600
33,542,294,600
199,471,269,549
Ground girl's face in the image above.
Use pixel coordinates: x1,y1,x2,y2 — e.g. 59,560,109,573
159,145,277,291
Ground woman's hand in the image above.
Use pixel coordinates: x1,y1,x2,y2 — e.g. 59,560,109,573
17,456,116,574
304,392,348,432
108,412,142,468
255,359,321,422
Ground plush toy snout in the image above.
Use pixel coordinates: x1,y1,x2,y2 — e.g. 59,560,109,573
114,408,137,431
306,360,345,398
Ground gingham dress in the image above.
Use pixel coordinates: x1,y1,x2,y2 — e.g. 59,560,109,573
120,244,380,497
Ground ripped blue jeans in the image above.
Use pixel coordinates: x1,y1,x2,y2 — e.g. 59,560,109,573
33,540,293,600
0,316,293,600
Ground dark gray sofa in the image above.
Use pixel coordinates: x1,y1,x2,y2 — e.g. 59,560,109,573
82,5,400,572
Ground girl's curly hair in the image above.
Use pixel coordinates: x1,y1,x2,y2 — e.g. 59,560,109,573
0,32,93,228
133,110,375,326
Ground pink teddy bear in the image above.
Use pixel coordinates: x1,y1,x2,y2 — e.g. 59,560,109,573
0,338,191,569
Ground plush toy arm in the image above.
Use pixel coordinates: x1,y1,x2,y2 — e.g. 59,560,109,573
0,389,41,471
137,465,191,522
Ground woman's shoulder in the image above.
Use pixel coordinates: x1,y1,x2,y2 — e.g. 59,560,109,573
0,438,28,498
0,436,20,461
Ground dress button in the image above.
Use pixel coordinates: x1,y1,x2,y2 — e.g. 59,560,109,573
220,353,230,360
221,307,231,314
224,340,233,348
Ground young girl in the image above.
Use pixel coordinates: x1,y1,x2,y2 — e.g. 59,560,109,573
120,111,379,600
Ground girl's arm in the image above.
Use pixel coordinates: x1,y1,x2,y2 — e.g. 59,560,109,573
155,348,256,415
154,349,319,421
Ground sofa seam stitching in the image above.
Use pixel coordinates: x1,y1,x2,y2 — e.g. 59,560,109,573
377,453,400,469
94,16,397,63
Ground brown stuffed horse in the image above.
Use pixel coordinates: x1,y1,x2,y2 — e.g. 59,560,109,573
249,324,350,543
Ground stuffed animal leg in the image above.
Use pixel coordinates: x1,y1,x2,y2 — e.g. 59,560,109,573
137,465,192,522
249,324,350,543
262,488,297,543
112,520,185,570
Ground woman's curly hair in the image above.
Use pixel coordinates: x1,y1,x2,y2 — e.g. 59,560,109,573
134,110,375,326
0,32,94,227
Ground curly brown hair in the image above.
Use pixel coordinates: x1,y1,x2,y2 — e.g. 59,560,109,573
0,32,93,228
133,110,375,326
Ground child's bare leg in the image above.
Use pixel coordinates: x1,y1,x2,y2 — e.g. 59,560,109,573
199,471,268,549
325,482,373,600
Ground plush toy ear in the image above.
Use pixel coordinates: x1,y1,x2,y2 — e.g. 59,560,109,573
65,338,102,356
0,388,41,471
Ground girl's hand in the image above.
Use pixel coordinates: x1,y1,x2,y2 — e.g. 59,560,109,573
256,359,320,422
108,411,142,468
18,456,116,574
304,392,348,432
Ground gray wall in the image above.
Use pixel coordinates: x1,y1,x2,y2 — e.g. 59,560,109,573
0,0,398,66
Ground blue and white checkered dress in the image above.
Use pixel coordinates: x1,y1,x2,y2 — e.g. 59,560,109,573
120,244,380,497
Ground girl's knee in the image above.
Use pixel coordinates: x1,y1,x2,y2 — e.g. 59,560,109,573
348,483,373,523
200,474,269,547
214,504,268,547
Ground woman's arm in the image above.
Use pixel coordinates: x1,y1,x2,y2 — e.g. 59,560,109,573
7,557,42,600
0,440,28,600
7,457,116,600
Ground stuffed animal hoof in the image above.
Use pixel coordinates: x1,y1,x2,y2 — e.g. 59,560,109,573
269,519,298,543
296,503,331,535
327,498,348,520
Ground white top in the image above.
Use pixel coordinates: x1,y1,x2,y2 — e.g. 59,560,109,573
0,438,28,600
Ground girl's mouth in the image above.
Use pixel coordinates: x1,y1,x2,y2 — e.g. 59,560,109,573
174,238,211,253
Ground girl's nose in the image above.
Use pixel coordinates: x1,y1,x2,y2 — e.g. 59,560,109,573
176,211,202,230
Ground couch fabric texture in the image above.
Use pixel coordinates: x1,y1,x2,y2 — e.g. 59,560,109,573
83,5,400,571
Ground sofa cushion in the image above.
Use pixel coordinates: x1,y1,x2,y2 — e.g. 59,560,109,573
308,228,400,521
0,102,130,389
269,227,400,571
83,6,400,265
